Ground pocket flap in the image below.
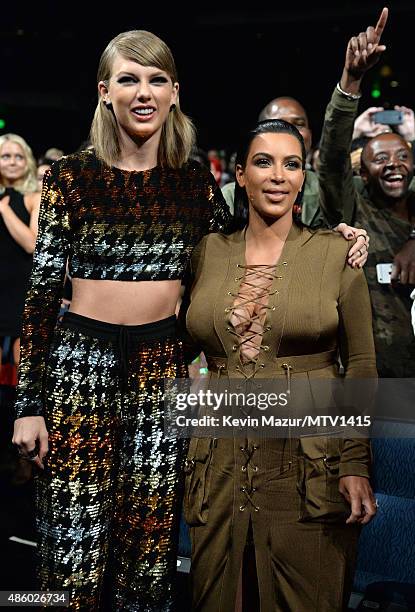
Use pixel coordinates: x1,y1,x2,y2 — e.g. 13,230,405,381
299,436,327,459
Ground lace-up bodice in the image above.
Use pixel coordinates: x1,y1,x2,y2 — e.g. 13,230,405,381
229,265,280,364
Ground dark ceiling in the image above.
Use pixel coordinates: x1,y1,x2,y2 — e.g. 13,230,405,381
1,1,414,157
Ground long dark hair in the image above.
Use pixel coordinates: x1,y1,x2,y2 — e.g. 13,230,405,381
232,119,306,231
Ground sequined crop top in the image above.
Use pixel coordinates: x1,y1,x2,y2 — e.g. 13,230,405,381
15,150,231,417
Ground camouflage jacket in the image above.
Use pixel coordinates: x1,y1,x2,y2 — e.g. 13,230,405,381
319,87,415,377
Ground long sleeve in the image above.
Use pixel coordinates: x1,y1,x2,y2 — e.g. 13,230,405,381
178,237,208,364
15,165,71,418
337,259,377,478
318,87,360,227
203,169,232,233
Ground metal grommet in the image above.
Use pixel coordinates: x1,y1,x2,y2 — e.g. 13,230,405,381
282,262,288,266
241,466,246,472
184,459,195,474
232,345,237,351
253,445,259,450
254,507,260,512
252,487,257,492
252,466,258,472
226,327,231,331
263,345,269,352
227,291,232,295
272,306,276,311
239,505,245,511
260,363,265,369
240,486,246,492
224,308,230,313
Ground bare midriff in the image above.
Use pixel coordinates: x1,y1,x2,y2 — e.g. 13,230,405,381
69,278,182,325
230,266,275,363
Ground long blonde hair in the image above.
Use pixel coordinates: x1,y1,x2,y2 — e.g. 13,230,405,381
90,30,195,169
0,133,38,194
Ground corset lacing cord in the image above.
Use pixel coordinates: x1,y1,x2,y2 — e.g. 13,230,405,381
239,444,259,511
228,265,281,373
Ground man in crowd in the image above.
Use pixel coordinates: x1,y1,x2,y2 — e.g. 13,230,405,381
318,7,415,376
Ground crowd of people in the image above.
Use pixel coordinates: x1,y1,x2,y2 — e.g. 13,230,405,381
1,5,414,612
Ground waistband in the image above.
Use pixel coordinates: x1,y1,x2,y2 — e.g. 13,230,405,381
206,350,337,375
61,312,178,399
61,311,177,342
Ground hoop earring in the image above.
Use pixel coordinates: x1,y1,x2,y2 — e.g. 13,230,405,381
103,100,113,110
169,104,176,112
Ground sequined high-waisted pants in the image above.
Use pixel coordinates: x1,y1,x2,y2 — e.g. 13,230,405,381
36,312,187,611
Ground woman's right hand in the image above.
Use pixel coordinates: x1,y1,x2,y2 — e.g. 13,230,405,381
12,416,49,470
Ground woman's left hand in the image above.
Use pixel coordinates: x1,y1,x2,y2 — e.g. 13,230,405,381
335,222,369,268
339,475,377,525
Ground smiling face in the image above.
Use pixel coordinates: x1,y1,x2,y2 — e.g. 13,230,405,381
361,133,414,201
236,132,305,223
99,53,178,146
0,141,27,186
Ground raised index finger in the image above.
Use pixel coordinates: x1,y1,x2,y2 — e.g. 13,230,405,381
374,7,389,40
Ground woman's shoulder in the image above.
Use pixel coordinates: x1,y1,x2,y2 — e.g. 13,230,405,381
181,159,215,186
24,191,41,210
308,227,351,255
47,149,100,182
192,231,232,259
304,227,353,275
203,231,234,250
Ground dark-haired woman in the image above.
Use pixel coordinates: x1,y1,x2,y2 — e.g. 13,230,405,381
12,30,231,611
182,120,378,611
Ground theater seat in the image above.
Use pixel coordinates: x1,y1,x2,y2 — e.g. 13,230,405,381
353,418,415,602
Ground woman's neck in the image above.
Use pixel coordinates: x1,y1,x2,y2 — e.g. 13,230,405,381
115,128,161,171
1,178,17,188
245,212,293,266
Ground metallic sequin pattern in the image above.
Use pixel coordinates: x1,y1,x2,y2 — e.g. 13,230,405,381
36,322,187,611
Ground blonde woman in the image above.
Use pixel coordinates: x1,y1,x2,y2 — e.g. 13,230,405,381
0,134,40,368
12,30,231,610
